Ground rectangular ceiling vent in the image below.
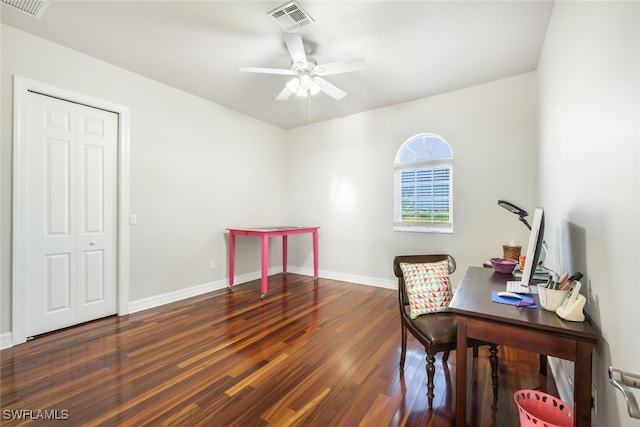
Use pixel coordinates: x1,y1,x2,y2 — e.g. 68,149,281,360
1,0,50,18
268,1,314,32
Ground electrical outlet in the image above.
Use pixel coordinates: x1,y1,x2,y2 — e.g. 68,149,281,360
591,383,597,414
209,261,216,270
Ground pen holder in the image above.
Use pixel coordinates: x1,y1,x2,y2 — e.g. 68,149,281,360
537,284,569,311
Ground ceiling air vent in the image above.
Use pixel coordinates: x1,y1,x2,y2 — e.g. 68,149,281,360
1,0,50,18
268,1,314,32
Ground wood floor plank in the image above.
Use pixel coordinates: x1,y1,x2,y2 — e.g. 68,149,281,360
1,274,558,426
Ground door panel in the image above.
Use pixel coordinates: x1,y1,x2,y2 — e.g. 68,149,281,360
45,139,71,237
82,250,105,303
46,138,71,236
25,92,117,336
26,95,77,335
46,253,72,312
77,105,116,322
82,144,105,234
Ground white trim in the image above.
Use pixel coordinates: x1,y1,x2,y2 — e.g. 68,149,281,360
393,224,454,233
128,269,396,315
129,268,287,313
1,332,13,350
293,266,396,290
117,107,131,316
129,279,229,314
11,76,131,345
2,266,392,348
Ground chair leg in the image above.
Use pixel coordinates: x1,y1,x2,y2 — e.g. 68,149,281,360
400,324,407,369
489,344,499,400
442,350,450,363
426,351,436,409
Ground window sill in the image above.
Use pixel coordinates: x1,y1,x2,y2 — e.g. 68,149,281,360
393,224,453,233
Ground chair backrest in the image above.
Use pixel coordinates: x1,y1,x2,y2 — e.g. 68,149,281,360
393,254,456,307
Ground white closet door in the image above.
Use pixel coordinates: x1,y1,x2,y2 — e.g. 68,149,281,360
25,92,117,336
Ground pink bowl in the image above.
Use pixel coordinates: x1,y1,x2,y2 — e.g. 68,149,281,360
490,257,518,274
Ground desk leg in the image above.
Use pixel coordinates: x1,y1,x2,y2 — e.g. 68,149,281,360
260,235,269,298
229,232,236,288
456,317,468,426
574,341,594,426
312,229,319,279
282,235,288,275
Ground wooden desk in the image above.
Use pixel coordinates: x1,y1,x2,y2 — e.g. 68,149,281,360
449,267,598,426
227,226,319,298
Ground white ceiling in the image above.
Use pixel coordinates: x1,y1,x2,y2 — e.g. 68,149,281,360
1,1,554,129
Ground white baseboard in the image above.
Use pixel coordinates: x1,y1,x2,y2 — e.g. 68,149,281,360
1,332,13,350
1,268,394,348
128,267,286,313
128,267,396,315
128,279,228,313
287,266,396,290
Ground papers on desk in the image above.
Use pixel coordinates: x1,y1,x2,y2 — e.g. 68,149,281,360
491,291,538,309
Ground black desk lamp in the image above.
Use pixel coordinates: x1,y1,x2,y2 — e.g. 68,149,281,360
497,200,531,230
498,199,550,270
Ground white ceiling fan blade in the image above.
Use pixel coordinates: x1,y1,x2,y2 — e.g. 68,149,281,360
275,85,294,101
315,58,366,76
315,77,346,100
283,32,308,67
239,66,296,76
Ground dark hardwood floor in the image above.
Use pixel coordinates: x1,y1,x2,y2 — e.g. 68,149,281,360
1,274,557,426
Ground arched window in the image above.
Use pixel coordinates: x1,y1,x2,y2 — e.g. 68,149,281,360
394,133,453,233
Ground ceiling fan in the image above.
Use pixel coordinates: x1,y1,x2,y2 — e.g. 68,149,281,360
239,33,365,101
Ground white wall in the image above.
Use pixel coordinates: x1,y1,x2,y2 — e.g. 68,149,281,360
3,5,639,423
1,22,540,340
1,25,287,334
538,2,640,425
284,73,539,287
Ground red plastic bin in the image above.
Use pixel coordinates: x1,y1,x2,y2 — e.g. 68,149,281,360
514,390,574,427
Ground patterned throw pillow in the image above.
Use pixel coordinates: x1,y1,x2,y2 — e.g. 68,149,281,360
400,260,453,319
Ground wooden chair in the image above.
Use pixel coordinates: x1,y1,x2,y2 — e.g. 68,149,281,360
393,254,499,408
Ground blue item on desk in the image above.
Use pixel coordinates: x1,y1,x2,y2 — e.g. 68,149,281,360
491,291,537,309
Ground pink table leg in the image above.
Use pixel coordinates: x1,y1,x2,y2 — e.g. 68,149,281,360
229,231,236,287
261,234,269,298
312,229,319,279
282,235,288,274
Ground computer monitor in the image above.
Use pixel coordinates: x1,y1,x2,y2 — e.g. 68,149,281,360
520,208,545,287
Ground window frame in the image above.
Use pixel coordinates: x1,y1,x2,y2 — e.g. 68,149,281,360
393,134,454,233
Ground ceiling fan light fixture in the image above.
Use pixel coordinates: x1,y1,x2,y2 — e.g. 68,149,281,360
286,78,300,93
309,78,321,95
241,32,363,101
292,74,321,97
295,77,309,97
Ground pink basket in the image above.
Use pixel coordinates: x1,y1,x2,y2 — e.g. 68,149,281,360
514,390,573,427
490,257,518,274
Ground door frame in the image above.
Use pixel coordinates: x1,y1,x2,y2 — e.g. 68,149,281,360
12,76,131,345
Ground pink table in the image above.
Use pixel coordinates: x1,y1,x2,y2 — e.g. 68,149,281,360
227,226,319,298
